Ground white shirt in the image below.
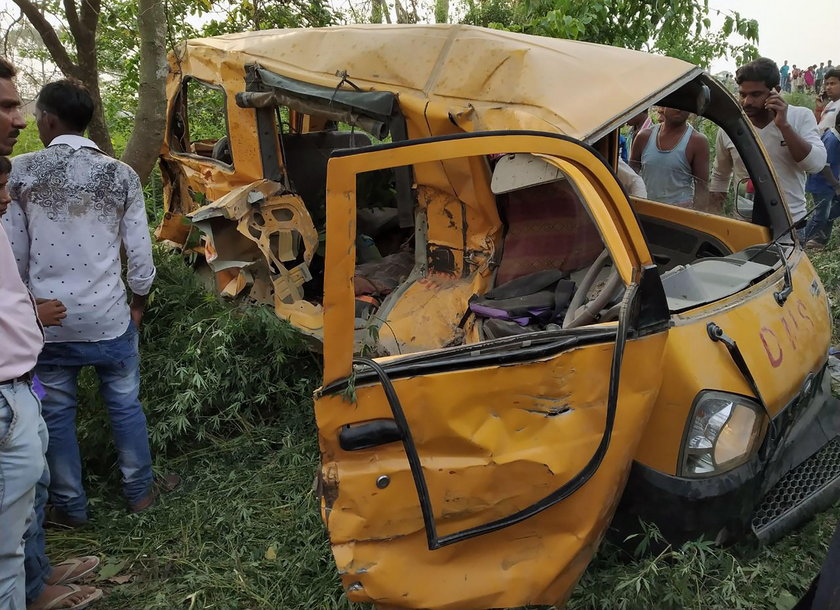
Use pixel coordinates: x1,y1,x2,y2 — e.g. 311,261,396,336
818,99,839,133
616,157,647,198
4,134,155,342
710,105,827,222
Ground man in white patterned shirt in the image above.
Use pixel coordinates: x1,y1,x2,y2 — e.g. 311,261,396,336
6,80,177,529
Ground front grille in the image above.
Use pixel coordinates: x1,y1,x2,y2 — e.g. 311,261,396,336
752,438,840,539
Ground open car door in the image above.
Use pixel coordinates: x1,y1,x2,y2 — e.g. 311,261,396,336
314,133,670,609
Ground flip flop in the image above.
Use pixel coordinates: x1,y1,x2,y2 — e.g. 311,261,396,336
46,556,100,586
30,584,103,610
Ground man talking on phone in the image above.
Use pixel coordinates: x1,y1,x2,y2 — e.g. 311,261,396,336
710,57,826,221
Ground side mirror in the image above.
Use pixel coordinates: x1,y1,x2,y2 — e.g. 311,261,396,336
734,177,754,219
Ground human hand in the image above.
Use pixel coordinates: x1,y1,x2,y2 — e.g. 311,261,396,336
130,303,144,328
765,91,789,128
35,298,67,327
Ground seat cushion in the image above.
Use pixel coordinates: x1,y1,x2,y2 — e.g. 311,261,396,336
495,180,604,285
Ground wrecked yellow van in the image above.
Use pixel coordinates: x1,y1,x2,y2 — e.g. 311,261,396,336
159,25,840,609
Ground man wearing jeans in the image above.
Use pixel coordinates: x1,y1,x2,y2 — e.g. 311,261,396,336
7,79,176,527
0,57,45,609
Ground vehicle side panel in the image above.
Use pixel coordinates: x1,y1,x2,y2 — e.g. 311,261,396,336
634,251,831,473
316,333,667,609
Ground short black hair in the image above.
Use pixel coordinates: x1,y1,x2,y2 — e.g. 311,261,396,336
0,58,15,80
736,57,780,89
36,79,94,132
0,156,10,175
825,68,840,82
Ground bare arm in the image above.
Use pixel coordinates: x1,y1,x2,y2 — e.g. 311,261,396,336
688,131,710,212
629,128,651,174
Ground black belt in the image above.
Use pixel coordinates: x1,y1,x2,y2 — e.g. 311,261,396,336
0,371,32,386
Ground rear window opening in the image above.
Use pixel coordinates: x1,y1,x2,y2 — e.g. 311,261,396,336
170,78,232,167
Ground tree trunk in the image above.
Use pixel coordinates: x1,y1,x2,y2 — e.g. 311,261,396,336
11,0,114,155
120,0,167,183
79,65,114,157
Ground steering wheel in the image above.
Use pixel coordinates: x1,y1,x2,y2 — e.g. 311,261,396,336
563,249,624,329
211,136,232,164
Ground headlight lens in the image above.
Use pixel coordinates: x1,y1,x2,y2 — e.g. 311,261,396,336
680,391,765,477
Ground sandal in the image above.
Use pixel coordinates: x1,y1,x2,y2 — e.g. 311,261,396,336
28,583,103,610
46,556,100,586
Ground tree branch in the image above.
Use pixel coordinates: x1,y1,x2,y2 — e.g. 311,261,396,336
62,0,81,41
79,0,100,36
9,0,79,77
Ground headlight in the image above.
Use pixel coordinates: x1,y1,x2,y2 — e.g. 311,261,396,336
679,391,765,477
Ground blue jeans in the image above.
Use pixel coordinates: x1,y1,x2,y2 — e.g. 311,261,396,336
35,322,153,521
23,421,51,605
0,380,45,609
803,192,840,245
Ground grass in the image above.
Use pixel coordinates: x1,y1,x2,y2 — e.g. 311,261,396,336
43,242,840,610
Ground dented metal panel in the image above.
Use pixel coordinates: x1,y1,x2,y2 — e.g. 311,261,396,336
316,333,668,609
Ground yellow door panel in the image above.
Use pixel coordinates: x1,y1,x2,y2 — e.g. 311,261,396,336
316,132,669,608
316,331,667,609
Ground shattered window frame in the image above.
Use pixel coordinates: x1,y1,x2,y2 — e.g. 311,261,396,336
169,76,235,170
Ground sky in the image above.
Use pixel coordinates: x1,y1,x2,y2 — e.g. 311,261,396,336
708,0,837,74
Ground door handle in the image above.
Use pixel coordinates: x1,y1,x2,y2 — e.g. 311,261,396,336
339,419,402,451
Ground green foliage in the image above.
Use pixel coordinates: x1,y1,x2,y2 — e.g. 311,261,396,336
184,79,228,143
565,513,834,609
461,0,759,69
45,425,350,609
10,119,44,157
785,91,817,111
201,0,335,35
461,0,516,29
75,247,320,477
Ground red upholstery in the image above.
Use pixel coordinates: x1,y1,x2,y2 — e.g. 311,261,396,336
495,180,604,285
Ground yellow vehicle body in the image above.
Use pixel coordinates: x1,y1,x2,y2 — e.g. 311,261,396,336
159,25,840,609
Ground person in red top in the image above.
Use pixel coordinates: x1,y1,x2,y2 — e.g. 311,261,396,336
805,66,816,92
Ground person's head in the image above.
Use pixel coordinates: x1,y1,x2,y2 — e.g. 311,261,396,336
626,110,649,130
0,59,25,156
784,60,789,66
829,60,834,67
824,68,840,101
820,62,825,68
659,107,690,126
0,155,11,217
35,79,94,146
735,57,780,119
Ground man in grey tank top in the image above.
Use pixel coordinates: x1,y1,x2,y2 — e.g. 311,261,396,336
630,108,710,211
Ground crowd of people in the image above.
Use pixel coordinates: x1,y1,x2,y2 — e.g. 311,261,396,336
0,59,178,609
622,57,840,250
780,60,835,94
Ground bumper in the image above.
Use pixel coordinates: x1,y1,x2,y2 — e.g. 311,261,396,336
612,364,840,545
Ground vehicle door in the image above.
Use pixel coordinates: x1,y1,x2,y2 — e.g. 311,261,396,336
314,132,670,609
